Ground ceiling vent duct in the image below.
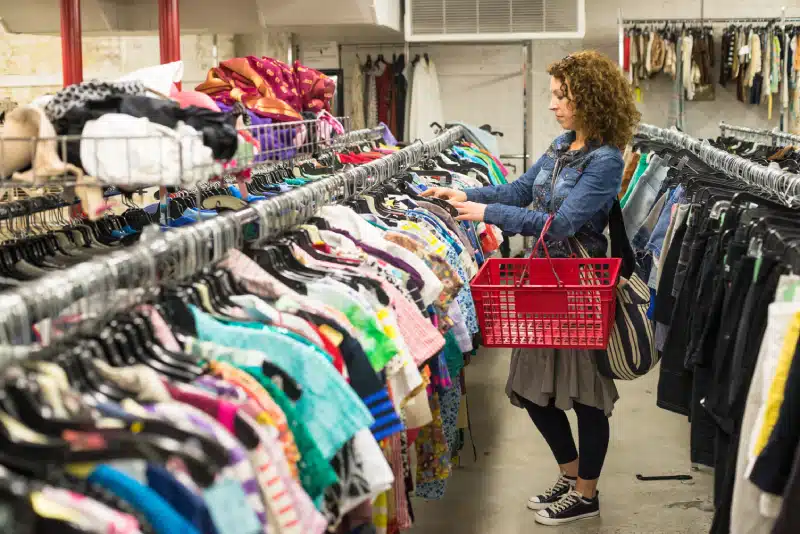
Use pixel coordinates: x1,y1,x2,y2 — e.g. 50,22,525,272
405,0,584,42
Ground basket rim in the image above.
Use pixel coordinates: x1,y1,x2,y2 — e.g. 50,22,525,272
471,256,623,290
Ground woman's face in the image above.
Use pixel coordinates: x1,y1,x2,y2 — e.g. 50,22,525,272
549,76,577,131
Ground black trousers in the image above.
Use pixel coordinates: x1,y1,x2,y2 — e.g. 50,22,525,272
519,398,610,480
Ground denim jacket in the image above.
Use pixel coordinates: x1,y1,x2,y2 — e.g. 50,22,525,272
465,131,623,257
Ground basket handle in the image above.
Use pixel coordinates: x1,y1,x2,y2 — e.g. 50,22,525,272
516,214,563,288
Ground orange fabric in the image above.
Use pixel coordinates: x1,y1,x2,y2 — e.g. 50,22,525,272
196,57,335,123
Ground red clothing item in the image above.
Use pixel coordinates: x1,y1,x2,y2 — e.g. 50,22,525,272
374,62,395,128
307,323,346,377
624,35,631,72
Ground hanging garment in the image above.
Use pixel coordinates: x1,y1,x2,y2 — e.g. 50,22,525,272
393,54,408,141
364,62,379,128
682,34,695,100
408,58,445,142
349,57,366,130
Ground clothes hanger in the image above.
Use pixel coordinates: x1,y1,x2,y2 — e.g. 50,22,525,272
1,363,231,470
0,405,220,488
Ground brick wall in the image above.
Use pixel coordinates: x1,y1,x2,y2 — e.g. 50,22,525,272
0,29,292,104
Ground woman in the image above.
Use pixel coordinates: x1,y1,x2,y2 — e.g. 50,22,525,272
421,50,640,526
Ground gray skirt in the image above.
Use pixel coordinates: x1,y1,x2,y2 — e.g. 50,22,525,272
506,347,619,416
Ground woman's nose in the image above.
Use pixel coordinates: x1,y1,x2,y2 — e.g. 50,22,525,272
549,99,558,111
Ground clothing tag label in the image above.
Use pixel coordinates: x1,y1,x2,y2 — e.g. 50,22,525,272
204,478,261,534
739,45,750,55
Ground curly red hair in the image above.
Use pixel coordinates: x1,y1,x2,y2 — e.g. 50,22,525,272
548,51,641,149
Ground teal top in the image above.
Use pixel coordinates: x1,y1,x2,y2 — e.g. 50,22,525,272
190,306,374,460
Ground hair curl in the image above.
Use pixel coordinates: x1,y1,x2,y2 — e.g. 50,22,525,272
548,50,641,149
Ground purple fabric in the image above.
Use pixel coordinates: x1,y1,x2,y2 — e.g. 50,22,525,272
218,102,297,161
327,228,426,291
379,122,397,146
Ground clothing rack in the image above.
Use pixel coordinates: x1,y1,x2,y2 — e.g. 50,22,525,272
636,122,800,205
0,125,467,345
0,187,121,223
619,17,799,25
718,121,800,147
0,115,355,191
617,8,800,131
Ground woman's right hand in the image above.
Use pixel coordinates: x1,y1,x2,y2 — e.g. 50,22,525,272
419,187,467,203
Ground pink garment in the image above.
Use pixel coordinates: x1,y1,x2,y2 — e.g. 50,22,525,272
138,305,182,352
382,284,445,366
316,111,345,142
221,249,357,338
173,90,221,111
41,486,142,534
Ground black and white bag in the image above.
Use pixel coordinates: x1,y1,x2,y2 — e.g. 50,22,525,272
599,201,659,380
573,201,659,380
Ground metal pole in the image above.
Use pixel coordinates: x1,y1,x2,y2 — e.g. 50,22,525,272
618,8,624,70
59,0,83,87
158,0,181,86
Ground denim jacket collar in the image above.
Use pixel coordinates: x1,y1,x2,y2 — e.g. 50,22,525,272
552,130,602,156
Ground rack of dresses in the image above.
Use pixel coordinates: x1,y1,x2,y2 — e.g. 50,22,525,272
0,124,508,534
618,10,800,131
624,122,800,534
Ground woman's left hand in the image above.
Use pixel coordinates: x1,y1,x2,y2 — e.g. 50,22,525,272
451,201,487,222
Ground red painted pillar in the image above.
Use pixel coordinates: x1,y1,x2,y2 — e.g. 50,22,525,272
60,0,83,87
158,0,181,89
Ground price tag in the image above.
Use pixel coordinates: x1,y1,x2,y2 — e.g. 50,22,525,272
204,478,261,534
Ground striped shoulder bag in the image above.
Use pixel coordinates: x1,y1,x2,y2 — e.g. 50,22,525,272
573,201,658,380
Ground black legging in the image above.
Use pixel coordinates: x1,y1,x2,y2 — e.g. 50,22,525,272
520,398,610,480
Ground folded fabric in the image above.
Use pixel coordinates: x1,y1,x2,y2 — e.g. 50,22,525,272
61,96,239,161
173,90,221,112
43,79,147,122
196,57,335,122
80,113,215,187
217,102,297,161
118,61,184,98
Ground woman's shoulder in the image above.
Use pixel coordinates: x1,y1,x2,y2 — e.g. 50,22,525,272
587,144,623,165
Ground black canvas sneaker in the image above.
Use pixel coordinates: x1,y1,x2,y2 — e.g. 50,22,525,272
534,489,600,525
526,473,577,510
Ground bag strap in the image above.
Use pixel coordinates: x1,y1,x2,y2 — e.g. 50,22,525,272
608,200,636,279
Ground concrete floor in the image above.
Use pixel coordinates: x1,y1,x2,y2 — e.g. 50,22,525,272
410,347,715,533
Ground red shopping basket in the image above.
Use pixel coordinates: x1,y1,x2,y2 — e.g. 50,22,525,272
471,216,622,349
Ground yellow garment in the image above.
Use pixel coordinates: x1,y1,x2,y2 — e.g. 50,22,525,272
751,312,800,457
373,491,389,533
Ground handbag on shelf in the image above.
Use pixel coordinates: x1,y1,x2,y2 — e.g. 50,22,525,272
572,200,658,380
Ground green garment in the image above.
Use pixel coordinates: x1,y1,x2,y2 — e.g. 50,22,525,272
338,304,398,373
620,153,650,208
443,330,464,379
463,147,507,185
240,365,339,503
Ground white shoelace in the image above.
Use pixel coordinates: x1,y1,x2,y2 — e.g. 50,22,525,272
540,475,571,499
547,490,582,514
